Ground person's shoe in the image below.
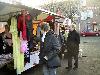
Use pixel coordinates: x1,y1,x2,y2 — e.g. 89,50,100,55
73,67,78,70
65,67,72,71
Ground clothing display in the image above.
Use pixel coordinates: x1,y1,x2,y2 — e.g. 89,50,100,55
18,13,33,63
20,32,28,53
37,25,41,37
18,14,27,40
33,23,38,35
0,54,12,68
0,7,60,74
8,13,37,74
26,14,33,40
25,14,32,63
24,51,40,71
24,45,30,63
10,17,24,74
18,14,33,41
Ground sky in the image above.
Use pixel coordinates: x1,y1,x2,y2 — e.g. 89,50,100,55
0,0,68,8
0,0,67,8
20,0,67,7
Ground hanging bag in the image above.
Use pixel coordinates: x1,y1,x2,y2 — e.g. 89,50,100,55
47,53,61,68
46,34,61,68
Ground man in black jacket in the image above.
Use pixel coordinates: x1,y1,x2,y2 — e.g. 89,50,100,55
66,24,80,70
39,24,61,75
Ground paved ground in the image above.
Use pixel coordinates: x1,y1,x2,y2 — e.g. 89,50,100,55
0,36,100,75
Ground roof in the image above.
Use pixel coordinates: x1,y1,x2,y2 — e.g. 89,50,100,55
0,1,65,22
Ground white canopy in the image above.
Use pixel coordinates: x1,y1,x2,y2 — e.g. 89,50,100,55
0,2,42,21
0,1,65,22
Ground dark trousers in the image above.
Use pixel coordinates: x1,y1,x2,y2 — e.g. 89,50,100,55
68,54,78,68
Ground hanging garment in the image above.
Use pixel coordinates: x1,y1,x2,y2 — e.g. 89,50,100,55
20,32,28,53
20,40,28,53
10,17,24,74
26,14,33,41
28,37,34,50
20,31,30,63
33,23,38,35
24,40,30,63
24,14,33,63
18,14,27,40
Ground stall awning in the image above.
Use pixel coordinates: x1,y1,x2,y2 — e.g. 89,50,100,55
0,2,65,22
0,2,42,21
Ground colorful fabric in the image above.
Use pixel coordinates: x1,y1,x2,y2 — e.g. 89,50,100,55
10,17,24,74
33,23,38,35
18,15,27,40
20,32,28,53
26,14,33,40
18,14,33,41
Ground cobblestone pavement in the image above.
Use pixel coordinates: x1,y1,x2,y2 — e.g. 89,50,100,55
0,37,100,75
22,37,100,75
55,37,100,75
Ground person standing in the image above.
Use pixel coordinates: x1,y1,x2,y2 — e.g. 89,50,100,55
39,24,61,75
65,24,80,70
4,25,12,54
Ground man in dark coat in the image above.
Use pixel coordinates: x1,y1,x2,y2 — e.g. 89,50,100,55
39,24,61,75
66,24,80,70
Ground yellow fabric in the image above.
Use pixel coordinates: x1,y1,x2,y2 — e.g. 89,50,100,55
33,23,38,35
10,17,24,74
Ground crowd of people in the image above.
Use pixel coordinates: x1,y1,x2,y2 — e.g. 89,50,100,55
39,22,80,75
0,20,80,75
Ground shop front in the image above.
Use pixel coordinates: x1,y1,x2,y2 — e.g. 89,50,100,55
0,1,65,75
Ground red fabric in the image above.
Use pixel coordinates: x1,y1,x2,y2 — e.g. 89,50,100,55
45,15,54,21
26,14,31,21
18,15,27,40
18,15,22,31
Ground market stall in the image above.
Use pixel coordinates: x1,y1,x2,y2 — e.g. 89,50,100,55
0,1,65,75
0,2,40,75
